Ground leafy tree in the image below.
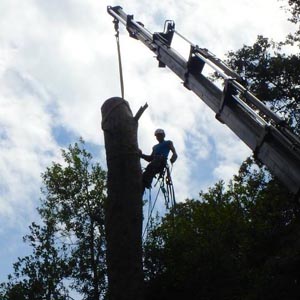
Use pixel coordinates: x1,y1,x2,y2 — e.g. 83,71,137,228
144,181,249,300
0,140,107,300
225,35,299,134
144,158,300,300
39,139,107,300
0,221,69,300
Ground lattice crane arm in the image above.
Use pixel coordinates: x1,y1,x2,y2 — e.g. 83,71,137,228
107,5,300,196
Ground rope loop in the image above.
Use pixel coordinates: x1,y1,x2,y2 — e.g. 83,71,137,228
113,18,119,37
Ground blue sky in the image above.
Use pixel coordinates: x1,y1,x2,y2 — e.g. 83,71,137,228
0,0,296,291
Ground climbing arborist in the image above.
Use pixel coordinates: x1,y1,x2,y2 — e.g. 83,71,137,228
139,128,178,190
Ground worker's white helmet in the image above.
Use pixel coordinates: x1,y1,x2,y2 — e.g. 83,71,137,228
154,128,165,136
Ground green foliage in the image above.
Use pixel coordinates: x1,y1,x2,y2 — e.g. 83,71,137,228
0,222,69,300
0,283,26,300
144,158,300,300
0,140,107,300
39,139,107,299
283,0,300,24
226,35,300,133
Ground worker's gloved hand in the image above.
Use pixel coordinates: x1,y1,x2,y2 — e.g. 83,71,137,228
170,157,176,164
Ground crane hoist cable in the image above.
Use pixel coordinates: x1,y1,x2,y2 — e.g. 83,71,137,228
113,18,125,99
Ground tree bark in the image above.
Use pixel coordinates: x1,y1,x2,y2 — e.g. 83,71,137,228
101,97,144,300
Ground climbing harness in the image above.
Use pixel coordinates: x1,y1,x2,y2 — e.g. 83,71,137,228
142,163,176,241
113,18,125,99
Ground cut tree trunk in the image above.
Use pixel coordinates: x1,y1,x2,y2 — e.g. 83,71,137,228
101,97,144,300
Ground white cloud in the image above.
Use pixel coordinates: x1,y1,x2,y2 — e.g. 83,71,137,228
0,69,60,226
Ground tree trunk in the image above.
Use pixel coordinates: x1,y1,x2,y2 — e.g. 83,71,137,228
101,97,144,300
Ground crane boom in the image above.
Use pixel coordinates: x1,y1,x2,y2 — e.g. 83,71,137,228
107,5,300,196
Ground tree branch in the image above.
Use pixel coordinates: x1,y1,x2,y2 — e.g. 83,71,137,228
134,103,148,121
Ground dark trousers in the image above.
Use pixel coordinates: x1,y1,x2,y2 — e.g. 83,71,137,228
143,157,166,190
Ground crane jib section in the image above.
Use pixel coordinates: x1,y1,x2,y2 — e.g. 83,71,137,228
107,5,300,196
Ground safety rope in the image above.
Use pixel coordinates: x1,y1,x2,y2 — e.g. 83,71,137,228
142,186,162,240
142,164,176,241
113,18,125,99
